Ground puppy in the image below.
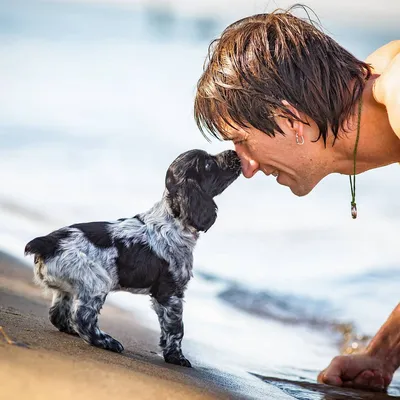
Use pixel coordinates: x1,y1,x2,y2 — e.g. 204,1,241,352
25,149,241,367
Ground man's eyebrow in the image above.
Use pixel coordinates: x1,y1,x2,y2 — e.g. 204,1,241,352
220,128,242,141
223,130,249,143
224,134,243,143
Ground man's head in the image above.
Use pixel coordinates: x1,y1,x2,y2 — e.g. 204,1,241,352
194,8,371,196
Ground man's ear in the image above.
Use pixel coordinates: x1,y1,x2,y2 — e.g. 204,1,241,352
281,100,305,141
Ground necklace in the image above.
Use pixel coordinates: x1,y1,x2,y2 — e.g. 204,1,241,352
349,96,362,219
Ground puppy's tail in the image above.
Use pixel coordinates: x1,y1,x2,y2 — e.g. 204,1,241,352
24,229,70,260
25,237,48,257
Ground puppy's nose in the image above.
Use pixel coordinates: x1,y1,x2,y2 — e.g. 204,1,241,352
234,150,259,178
218,150,241,170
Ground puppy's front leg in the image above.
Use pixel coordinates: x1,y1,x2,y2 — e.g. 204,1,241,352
151,295,191,367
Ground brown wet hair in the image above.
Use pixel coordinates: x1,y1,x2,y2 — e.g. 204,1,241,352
194,5,371,146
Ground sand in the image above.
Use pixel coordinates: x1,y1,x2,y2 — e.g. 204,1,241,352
1,251,399,400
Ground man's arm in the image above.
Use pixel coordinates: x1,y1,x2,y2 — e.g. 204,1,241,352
365,303,400,373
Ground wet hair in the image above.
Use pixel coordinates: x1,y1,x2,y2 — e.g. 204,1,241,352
194,5,371,145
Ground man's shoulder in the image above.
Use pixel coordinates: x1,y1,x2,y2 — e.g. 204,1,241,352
369,43,400,140
365,40,400,74
372,52,400,106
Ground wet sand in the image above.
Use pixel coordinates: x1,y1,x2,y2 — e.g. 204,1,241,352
1,251,399,400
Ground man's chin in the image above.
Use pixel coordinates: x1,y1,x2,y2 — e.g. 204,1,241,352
277,174,314,197
288,183,313,197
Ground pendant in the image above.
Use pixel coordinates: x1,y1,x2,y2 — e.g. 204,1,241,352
351,203,357,219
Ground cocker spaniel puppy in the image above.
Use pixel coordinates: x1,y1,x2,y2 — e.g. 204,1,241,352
25,149,241,367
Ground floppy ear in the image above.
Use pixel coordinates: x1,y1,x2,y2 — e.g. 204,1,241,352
181,180,217,232
165,168,182,218
166,169,177,194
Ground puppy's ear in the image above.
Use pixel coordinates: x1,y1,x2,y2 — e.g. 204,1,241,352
166,169,181,217
166,169,178,195
181,180,217,232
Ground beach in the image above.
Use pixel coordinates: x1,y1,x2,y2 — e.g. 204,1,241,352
1,1,400,398
1,251,399,400
0,251,241,400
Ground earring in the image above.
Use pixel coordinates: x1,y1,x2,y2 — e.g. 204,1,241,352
296,133,304,145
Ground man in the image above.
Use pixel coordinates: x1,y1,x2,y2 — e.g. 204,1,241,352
194,9,400,392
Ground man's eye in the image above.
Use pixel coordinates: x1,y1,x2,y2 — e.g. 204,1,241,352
233,140,245,146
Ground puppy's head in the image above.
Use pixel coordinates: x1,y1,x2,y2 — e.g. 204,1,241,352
165,149,241,232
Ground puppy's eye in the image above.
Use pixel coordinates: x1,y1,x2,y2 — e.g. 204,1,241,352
205,161,212,172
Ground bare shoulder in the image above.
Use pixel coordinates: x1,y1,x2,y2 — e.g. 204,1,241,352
372,52,400,104
370,47,400,139
365,40,400,74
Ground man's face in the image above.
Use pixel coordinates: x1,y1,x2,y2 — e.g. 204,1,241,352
226,118,331,196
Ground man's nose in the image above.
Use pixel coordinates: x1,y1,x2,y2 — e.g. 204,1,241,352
235,145,260,178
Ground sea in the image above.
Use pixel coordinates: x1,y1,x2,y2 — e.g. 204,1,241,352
0,0,399,394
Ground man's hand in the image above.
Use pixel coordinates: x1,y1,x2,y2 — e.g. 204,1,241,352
318,353,394,392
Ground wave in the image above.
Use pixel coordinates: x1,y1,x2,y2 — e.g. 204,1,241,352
197,271,372,355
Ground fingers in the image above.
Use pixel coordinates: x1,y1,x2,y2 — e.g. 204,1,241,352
322,373,343,386
318,354,393,392
317,358,345,387
342,370,374,389
321,368,389,392
352,370,386,392
383,372,393,388
317,369,325,384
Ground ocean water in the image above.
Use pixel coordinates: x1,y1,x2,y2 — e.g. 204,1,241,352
1,0,400,392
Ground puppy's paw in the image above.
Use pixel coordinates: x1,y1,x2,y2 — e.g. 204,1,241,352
178,357,192,368
106,337,124,353
164,352,192,368
95,334,124,353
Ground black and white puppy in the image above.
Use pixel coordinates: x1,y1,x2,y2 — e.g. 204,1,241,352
25,149,241,367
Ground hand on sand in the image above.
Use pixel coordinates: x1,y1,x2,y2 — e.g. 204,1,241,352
318,354,393,392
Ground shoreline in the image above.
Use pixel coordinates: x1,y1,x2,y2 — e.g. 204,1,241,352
0,251,267,400
1,250,399,399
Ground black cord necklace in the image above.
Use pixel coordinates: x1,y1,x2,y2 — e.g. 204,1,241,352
349,96,362,219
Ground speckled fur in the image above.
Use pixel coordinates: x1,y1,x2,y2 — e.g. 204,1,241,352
25,149,241,367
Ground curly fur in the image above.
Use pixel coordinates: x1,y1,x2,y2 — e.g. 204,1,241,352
25,149,241,367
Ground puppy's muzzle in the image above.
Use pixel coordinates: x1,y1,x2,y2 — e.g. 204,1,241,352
216,150,242,174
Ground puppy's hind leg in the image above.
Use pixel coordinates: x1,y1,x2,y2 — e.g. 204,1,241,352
152,295,191,367
49,290,77,335
71,292,124,353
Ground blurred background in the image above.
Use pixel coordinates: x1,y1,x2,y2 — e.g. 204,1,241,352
0,0,399,388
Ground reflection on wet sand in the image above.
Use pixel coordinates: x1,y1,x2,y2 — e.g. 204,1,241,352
254,374,400,400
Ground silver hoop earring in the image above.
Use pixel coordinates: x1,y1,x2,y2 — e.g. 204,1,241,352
296,134,304,145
